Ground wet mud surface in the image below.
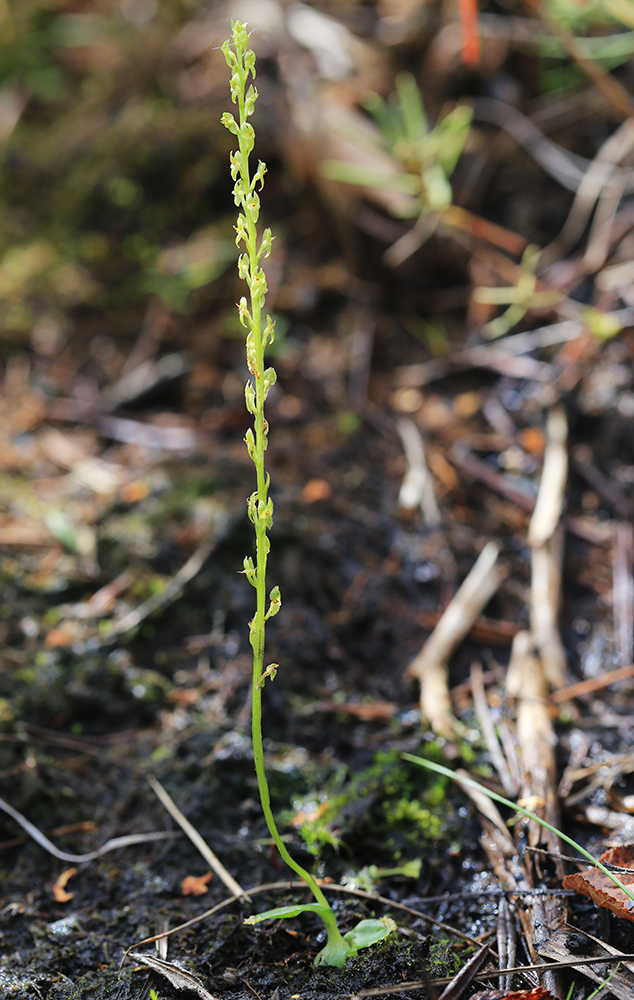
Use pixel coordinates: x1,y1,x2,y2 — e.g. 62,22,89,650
3,1,634,997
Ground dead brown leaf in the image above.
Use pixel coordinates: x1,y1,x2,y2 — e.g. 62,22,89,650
52,867,77,903
181,872,213,896
562,845,634,921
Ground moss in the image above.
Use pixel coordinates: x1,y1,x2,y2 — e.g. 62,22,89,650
383,797,442,837
290,746,458,864
427,938,463,978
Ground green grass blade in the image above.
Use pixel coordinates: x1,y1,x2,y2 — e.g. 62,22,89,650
403,753,634,905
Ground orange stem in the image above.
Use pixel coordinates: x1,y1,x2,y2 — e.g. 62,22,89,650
459,0,481,66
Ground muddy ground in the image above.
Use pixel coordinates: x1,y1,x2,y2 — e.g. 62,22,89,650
2,0,634,998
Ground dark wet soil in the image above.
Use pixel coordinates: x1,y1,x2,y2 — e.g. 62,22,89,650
3,3,634,998
0,420,482,1000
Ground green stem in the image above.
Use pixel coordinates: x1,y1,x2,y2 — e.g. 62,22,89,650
222,21,344,950
250,679,330,910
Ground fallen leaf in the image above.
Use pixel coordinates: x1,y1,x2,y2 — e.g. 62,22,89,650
52,867,77,903
562,845,634,922
181,872,213,896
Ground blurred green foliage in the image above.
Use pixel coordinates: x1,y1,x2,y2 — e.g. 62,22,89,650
323,72,472,218
0,0,235,343
540,0,634,91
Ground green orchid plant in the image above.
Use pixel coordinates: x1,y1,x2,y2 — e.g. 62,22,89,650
222,20,393,967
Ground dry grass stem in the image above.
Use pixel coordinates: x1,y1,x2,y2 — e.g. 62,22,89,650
612,522,634,669
147,775,248,901
531,525,567,688
407,541,506,736
396,417,442,526
527,406,568,547
512,628,567,996
470,660,518,797
455,766,515,844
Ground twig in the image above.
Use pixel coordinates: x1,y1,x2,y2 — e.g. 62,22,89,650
612,523,634,669
350,953,634,998
452,444,537,511
147,775,248,902
395,313,634,389
121,879,484,964
396,418,442,527
551,662,634,702
126,952,219,1000
496,897,515,994
572,445,634,519
407,542,506,737
0,791,177,863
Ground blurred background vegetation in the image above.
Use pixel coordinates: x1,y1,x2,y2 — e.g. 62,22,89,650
0,0,241,354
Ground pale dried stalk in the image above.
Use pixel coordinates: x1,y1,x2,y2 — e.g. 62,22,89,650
527,406,568,548
528,406,568,689
512,630,568,998
407,541,506,737
396,418,442,527
612,521,634,668
470,660,518,797
515,652,558,847
531,524,567,688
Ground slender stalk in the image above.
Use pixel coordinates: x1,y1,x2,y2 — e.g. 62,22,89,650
222,21,348,965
